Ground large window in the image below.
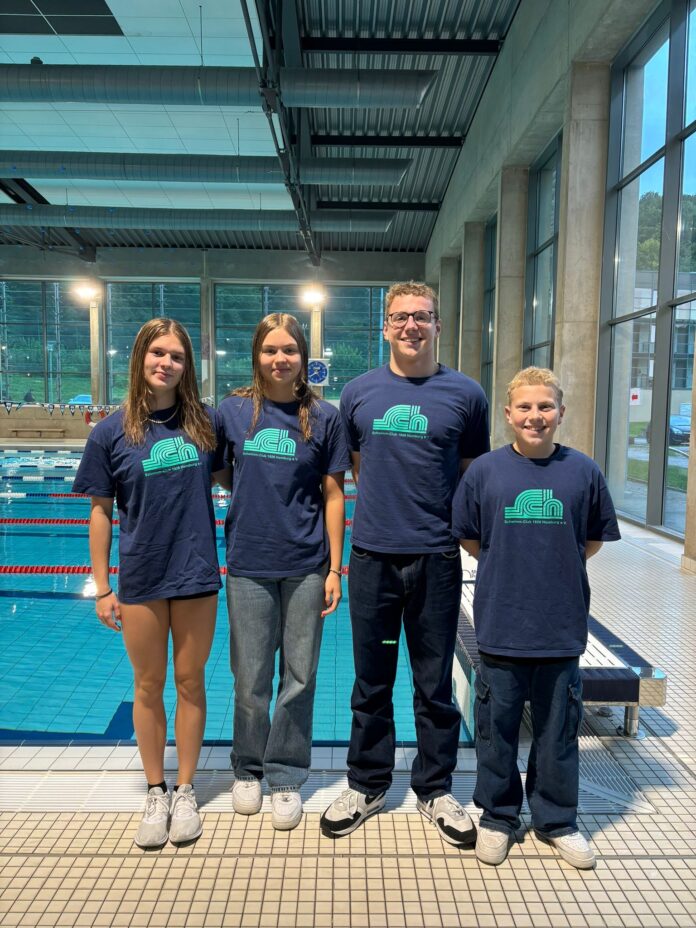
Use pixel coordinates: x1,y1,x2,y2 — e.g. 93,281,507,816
601,0,695,536
214,284,388,402
105,282,200,403
524,138,561,367
480,218,497,399
0,280,91,403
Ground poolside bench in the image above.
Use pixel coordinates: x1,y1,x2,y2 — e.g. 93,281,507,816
453,575,667,740
8,427,66,439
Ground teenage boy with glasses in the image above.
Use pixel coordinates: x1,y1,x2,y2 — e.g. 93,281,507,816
320,281,490,845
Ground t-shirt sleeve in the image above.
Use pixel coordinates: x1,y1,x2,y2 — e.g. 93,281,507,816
452,467,481,540
210,408,227,472
587,466,621,541
72,430,115,497
321,407,352,475
339,385,361,453
460,387,490,460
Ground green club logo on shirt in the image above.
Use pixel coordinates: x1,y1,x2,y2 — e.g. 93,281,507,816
504,489,564,523
142,436,200,475
372,404,428,438
243,428,297,460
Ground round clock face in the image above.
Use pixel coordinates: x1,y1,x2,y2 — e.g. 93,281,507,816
308,360,329,384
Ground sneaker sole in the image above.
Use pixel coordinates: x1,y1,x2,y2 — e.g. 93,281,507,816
232,800,262,815
272,810,302,831
534,832,596,869
320,796,385,839
169,823,203,845
475,836,511,866
417,804,477,847
134,832,168,849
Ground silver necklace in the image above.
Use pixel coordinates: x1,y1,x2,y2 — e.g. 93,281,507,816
146,405,179,424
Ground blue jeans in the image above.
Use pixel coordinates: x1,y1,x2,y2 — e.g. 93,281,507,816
226,569,326,790
473,654,583,838
346,547,463,800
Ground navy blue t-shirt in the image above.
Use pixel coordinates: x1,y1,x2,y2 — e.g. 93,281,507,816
452,444,621,658
72,406,224,604
217,395,350,578
340,364,489,553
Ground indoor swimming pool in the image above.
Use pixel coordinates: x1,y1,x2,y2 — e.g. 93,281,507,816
0,447,423,746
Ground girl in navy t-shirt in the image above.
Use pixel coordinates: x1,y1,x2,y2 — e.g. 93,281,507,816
217,313,350,831
73,317,224,849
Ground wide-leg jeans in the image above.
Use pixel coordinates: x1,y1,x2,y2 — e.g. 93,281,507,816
226,569,326,790
346,546,463,800
473,654,583,838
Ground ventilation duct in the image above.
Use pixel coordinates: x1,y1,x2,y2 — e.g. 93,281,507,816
0,151,411,186
0,65,435,109
0,205,395,233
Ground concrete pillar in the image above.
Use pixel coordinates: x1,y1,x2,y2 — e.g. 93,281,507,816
438,256,460,368
200,252,214,402
491,167,528,447
459,223,485,380
682,373,696,573
555,63,611,457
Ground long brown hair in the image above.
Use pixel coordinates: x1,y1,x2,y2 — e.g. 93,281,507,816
123,317,216,451
233,313,318,441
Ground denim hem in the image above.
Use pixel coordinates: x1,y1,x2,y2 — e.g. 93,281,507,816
347,780,387,798
534,825,578,839
479,822,515,837
268,785,302,794
233,775,260,783
414,789,448,802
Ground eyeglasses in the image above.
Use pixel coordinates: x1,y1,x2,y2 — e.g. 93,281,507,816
386,310,437,327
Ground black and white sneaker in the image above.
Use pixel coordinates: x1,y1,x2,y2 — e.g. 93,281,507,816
417,793,477,847
320,787,386,838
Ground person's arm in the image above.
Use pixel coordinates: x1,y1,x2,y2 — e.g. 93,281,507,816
321,472,345,617
349,451,361,486
89,496,121,631
460,457,474,475
459,539,480,560
586,540,603,559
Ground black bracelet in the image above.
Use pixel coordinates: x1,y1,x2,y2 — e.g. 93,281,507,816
329,568,342,578
95,588,113,601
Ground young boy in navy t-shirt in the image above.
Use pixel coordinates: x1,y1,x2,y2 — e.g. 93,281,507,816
452,367,620,868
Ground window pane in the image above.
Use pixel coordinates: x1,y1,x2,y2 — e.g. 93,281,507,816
532,246,554,345
606,314,656,521
622,21,669,175
686,0,696,126
614,159,664,316
536,156,557,246
47,284,91,402
531,345,551,368
677,133,696,296
663,303,694,533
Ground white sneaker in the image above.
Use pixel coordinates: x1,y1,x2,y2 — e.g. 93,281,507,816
475,826,511,865
169,784,202,844
320,787,386,838
134,786,170,848
540,830,596,869
417,794,477,847
271,790,303,830
231,778,262,815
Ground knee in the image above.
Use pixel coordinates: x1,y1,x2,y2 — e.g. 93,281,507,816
174,668,205,703
134,673,166,706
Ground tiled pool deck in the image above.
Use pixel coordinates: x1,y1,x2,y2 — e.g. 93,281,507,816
1,519,696,927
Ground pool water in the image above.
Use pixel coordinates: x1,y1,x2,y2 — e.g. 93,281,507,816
0,449,423,745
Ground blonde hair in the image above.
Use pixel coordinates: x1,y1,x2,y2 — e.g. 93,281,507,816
232,313,318,442
506,367,564,405
123,317,216,451
385,281,439,316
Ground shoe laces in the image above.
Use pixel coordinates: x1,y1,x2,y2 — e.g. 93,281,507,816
172,787,197,818
335,787,360,814
144,790,169,821
560,831,587,848
436,794,466,818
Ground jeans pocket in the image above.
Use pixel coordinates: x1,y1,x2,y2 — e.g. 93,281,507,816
351,545,370,559
565,679,583,744
474,674,491,743
440,549,460,560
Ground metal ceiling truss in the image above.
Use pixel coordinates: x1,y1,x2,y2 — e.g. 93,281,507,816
300,37,501,55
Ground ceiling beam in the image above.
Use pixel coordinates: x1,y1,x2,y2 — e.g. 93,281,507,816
301,37,502,55
317,200,439,212
311,134,464,148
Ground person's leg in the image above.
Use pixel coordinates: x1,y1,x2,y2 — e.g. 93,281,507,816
169,594,217,785
226,574,280,781
402,551,462,800
345,548,404,795
526,658,582,837
263,569,327,790
473,657,529,835
120,599,171,784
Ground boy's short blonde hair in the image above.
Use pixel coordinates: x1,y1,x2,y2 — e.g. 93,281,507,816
506,367,564,405
385,281,439,316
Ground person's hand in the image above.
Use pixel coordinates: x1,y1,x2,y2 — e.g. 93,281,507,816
96,591,122,631
321,571,342,617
